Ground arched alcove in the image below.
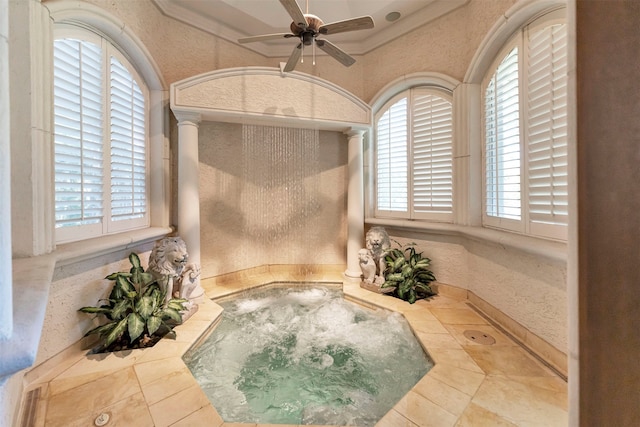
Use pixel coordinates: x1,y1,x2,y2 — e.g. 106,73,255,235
170,67,372,279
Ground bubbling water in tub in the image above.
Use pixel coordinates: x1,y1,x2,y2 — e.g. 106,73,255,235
183,285,433,426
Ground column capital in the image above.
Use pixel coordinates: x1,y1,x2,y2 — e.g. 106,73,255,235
173,110,202,126
344,128,366,138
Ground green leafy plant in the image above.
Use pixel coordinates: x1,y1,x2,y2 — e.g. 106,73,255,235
382,241,437,304
79,253,187,352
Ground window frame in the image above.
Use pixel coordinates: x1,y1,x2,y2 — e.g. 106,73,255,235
481,10,568,241
373,85,455,223
53,25,151,244
482,33,524,234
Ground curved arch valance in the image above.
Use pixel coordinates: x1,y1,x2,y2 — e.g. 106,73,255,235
170,67,372,131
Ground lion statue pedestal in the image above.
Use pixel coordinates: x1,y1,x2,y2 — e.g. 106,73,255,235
148,236,202,322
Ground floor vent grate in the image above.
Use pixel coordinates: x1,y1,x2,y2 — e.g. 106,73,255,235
21,387,41,427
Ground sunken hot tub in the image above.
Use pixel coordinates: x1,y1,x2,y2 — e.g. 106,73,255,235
183,284,433,426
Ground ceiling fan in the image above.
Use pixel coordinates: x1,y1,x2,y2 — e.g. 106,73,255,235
238,0,374,72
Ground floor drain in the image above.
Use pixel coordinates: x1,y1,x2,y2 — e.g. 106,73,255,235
463,330,496,345
94,413,110,426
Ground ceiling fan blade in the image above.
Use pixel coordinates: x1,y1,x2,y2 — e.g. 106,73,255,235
279,0,307,29
318,16,374,35
283,43,303,72
315,39,356,67
238,33,296,44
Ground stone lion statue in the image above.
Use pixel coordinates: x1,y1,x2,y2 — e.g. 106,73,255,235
148,236,201,306
358,248,377,284
365,226,391,283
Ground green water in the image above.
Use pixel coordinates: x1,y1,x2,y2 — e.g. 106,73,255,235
183,285,432,426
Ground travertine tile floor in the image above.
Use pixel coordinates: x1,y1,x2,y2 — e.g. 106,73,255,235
22,266,567,426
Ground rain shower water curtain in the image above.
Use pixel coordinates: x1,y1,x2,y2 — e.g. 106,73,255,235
240,125,321,265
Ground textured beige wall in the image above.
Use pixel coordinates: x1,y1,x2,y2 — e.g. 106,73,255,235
36,244,155,365
384,232,469,288
78,0,269,85
361,0,516,102
198,123,348,278
67,0,515,101
465,242,567,351
271,53,366,100
66,0,363,96
382,229,568,353
384,230,567,352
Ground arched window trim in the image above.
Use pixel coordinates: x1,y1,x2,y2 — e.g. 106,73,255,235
465,2,566,84
480,9,568,241
372,81,456,223
370,72,459,110
53,25,151,243
47,1,170,249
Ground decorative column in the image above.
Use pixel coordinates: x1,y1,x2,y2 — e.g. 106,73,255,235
175,111,204,299
344,129,365,278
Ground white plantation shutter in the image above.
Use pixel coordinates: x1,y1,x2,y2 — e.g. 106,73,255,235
526,23,568,238
53,39,104,230
485,47,521,221
376,97,408,214
482,12,568,240
375,88,454,221
53,31,149,243
109,56,147,222
412,90,453,219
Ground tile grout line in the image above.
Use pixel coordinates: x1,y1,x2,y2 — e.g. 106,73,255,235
132,361,159,426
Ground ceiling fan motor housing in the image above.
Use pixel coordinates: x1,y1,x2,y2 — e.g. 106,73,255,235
290,13,323,36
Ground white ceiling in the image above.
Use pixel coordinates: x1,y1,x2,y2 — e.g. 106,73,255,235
152,0,469,57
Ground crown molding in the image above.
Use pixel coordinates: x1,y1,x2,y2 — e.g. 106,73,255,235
153,0,469,58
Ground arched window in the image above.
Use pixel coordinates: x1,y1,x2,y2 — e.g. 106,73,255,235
482,10,567,240
374,86,454,222
53,26,149,243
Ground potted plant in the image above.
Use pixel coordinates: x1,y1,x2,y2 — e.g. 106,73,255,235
79,253,187,353
382,241,437,304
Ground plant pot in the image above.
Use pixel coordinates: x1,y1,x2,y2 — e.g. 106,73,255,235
360,281,396,294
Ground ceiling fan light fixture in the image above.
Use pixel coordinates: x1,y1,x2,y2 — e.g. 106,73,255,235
241,0,374,72
385,11,401,22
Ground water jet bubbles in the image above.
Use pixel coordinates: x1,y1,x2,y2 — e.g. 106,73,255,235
235,296,275,314
185,286,432,426
320,353,334,368
287,287,328,305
